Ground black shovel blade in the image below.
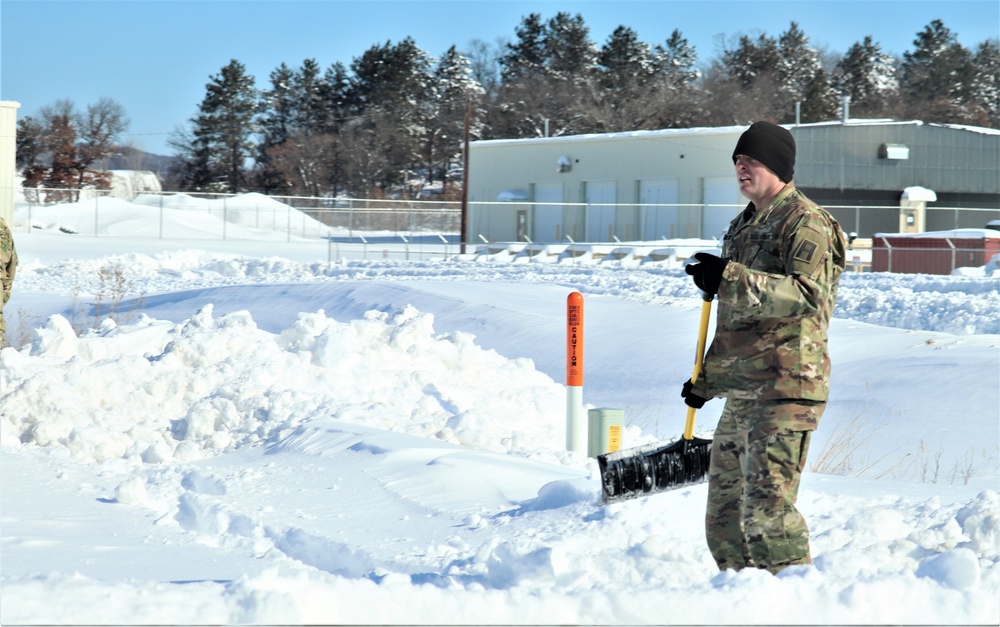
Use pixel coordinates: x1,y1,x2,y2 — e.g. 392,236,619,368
597,437,712,504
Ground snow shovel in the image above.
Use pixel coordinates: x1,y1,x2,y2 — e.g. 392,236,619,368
597,292,714,504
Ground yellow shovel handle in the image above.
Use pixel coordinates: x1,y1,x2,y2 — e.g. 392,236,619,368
683,296,713,440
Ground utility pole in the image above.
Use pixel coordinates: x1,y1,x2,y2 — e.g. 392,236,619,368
460,94,471,254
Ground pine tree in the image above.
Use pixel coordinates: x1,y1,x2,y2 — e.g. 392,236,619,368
969,40,1000,127
834,36,899,118
590,26,655,131
14,116,44,169
722,33,781,89
710,33,786,124
495,12,599,137
777,22,821,104
428,46,483,188
259,63,295,148
255,63,296,191
710,23,837,124
494,13,553,137
254,58,335,195
599,26,653,91
176,59,258,192
321,61,354,133
499,12,548,82
655,30,699,90
292,58,327,134
348,38,436,193
544,12,598,81
544,12,598,134
651,29,700,128
318,61,354,195
351,38,435,118
799,67,840,122
15,116,46,204
20,101,79,202
900,20,973,122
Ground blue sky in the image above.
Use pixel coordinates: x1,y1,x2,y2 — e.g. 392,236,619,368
2,0,997,155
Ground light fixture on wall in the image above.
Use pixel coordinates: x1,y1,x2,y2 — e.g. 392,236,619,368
557,155,573,173
879,143,910,160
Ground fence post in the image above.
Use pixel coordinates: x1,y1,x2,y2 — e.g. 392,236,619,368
946,238,956,273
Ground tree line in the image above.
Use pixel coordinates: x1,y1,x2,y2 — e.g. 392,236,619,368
16,14,999,201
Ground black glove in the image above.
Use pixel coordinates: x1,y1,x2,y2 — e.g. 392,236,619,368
681,379,708,409
685,252,729,295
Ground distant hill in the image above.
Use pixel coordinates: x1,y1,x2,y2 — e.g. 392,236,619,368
100,147,175,178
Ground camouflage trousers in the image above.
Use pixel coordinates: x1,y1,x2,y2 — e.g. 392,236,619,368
705,398,824,574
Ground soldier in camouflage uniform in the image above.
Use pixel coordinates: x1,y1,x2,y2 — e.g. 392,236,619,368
682,121,846,574
1,215,17,348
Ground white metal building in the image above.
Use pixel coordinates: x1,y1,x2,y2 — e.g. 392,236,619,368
466,120,1000,244
466,126,746,244
0,101,19,225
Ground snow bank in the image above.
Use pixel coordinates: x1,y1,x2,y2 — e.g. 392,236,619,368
0,305,566,465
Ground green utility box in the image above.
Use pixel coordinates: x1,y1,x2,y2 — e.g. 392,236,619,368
588,408,624,457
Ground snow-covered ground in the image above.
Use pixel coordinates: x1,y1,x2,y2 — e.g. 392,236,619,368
1,195,998,625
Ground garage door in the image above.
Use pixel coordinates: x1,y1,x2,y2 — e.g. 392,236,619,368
702,177,742,241
586,180,617,242
639,179,679,240
533,182,563,243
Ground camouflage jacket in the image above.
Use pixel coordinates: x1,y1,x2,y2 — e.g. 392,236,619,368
1,217,17,343
692,183,846,402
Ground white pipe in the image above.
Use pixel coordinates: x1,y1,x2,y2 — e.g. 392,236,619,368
566,386,585,453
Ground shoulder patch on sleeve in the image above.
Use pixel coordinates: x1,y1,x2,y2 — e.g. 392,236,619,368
788,227,828,277
793,238,818,264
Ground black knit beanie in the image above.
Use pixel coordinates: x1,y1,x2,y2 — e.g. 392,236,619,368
732,121,796,183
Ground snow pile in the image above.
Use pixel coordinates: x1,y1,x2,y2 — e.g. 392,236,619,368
1,305,565,464
837,272,1000,335
19,192,333,239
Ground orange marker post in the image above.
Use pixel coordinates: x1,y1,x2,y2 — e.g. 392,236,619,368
566,291,585,453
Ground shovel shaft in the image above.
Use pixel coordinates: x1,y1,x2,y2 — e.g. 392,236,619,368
597,293,716,504
683,296,713,440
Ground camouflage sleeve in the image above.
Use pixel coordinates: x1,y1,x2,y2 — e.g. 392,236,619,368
0,219,16,343
1,219,16,308
717,213,843,319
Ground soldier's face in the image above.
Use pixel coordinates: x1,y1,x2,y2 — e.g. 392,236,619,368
734,154,784,204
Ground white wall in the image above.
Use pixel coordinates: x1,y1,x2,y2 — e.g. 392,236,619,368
467,126,744,243
0,101,20,225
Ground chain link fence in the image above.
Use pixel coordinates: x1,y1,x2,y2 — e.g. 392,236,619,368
824,204,999,238
14,188,467,261
13,188,999,272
